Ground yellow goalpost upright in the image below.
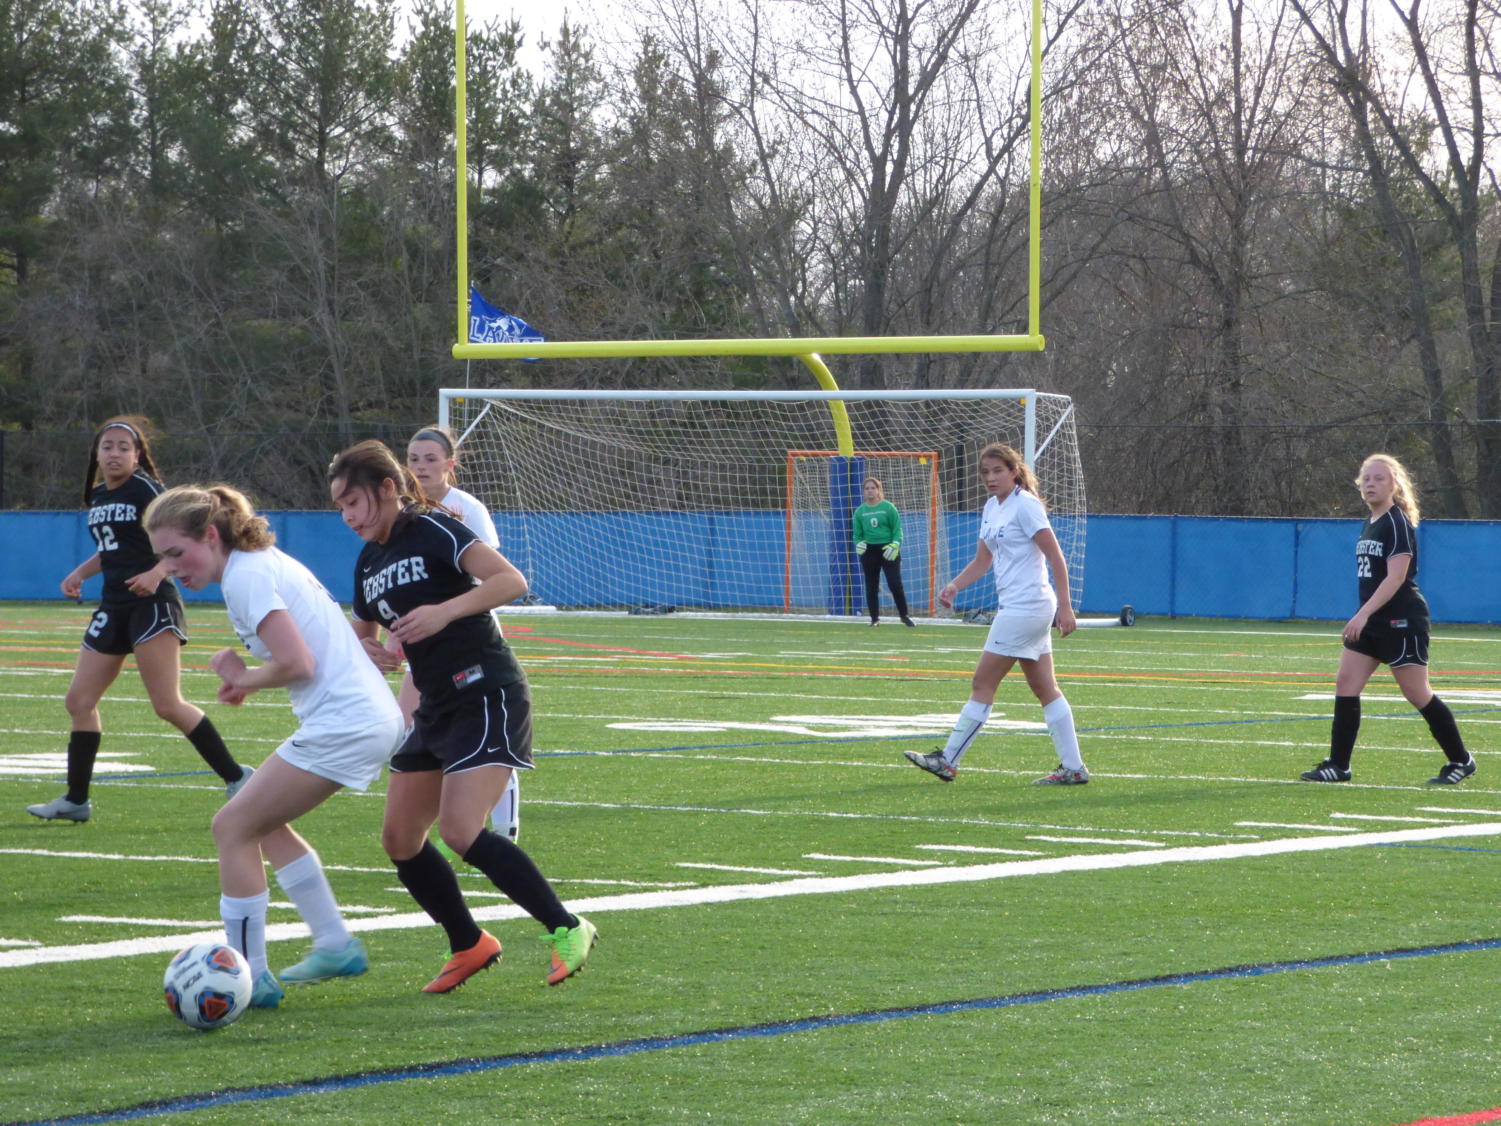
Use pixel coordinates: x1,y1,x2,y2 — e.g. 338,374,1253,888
441,0,1080,619
448,0,1048,380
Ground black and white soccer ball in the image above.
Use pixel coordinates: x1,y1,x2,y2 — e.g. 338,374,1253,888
163,942,252,1031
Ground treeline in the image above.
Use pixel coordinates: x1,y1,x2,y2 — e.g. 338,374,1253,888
2,0,1498,516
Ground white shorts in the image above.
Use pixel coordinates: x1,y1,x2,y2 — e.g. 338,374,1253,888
982,606,1056,661
274,713,404,791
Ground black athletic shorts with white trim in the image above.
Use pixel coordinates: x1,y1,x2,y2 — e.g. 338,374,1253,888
81,600,187,656
390,678,535,775
1344,628,1429,668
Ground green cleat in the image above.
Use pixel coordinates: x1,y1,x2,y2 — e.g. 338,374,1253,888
543,917,598,985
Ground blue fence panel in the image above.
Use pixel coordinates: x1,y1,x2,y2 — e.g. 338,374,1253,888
1080,515,1174,617
4,509,1499,623
1418,521,1501,624
1171,517,1297,619
1291,520,1353,622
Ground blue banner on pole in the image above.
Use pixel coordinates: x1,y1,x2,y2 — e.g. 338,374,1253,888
468,285,544,360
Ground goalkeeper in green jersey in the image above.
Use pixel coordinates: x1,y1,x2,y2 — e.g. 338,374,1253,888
852,477,915,627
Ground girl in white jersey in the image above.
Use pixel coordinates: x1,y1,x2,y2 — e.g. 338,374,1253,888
904,443,1088,786
145,485,404,1009
405,425,519,841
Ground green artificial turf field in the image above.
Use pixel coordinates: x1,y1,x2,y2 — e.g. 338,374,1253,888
2,601,1498,1125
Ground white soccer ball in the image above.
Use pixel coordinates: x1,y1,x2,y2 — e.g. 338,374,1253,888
163,943,253,1031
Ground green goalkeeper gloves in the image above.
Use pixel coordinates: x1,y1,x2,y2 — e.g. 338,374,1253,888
855,541,867,555
882,542,900,561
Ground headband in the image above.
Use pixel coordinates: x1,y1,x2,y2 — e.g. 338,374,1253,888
412,428,454,456
101,422,140,442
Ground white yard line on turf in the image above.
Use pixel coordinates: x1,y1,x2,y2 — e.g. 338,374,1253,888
1419,806,1501,816
803,852,944,866
1028,835,1166,847
7,820,1501,970
915,844,1046,856
1236,821,1356,832
0,848,394,873
676,862,824,876
532,797,1262,838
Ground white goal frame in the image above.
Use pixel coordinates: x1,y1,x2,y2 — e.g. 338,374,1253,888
437,388,1084,616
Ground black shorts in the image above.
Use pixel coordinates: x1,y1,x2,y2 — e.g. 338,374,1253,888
1344,629,1429,669
390,679,535,776
81,600,187,656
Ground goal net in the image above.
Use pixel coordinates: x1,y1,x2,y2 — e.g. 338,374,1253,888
786,450,942,616
438,389,1084,616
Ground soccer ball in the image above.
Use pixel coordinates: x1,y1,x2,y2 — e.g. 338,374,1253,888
163,943,253,1031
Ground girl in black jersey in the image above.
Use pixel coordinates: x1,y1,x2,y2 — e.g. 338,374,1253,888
1301,454,1476,785
328,440,596,991
25,416,248,822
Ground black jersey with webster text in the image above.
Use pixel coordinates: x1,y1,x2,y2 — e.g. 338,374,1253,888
1355,505,1429,634
351,508,523,712
87,472,181,606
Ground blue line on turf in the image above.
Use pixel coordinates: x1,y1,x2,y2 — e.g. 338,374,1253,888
13,935,1501,1126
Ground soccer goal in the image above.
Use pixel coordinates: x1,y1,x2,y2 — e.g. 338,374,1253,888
438,389,1084,616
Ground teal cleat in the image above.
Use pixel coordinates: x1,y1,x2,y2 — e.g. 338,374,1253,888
279,937,368,985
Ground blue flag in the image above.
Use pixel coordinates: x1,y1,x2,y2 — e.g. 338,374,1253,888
468,286,544,359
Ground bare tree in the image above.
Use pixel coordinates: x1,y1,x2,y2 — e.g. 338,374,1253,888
1292,0,1501,516
641,0,1099,391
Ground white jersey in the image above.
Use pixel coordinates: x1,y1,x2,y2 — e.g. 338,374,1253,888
437,486,499,548
978,486,1056,613
221,546,401,732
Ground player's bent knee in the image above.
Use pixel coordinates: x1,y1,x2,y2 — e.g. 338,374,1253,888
211,806,255,851
381,825,428,861
437,823,481,860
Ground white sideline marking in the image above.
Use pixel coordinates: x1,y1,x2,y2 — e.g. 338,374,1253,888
533,799,1258,840
1028,835,1165,848
676,863,824,876
1296,690,1501,703
0,938,42,948
8,822,1501,971
1235,821,1353,832
1,752,155,776
431,883,699,899
518,878,700,888
915,844,1046,856
0,848,392,874
1,848,219,865
61,916,223,928
1330,812,1459,824
803,853,944,866
1419,807,1501,816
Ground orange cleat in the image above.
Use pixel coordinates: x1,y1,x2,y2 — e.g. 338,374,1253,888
421,931,502,993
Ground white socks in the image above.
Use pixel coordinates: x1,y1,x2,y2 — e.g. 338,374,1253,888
220,890,269,978
491,772,520,841
941,696,1084,772
274,850,351,952
1043,696,1085,771
942,699,992,766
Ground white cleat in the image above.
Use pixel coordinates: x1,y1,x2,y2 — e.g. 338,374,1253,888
27,795,92,822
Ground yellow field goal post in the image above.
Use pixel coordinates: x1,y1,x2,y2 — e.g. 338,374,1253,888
449,0,1047,365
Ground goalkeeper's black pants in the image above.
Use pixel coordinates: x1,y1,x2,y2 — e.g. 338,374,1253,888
860,547,910,622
